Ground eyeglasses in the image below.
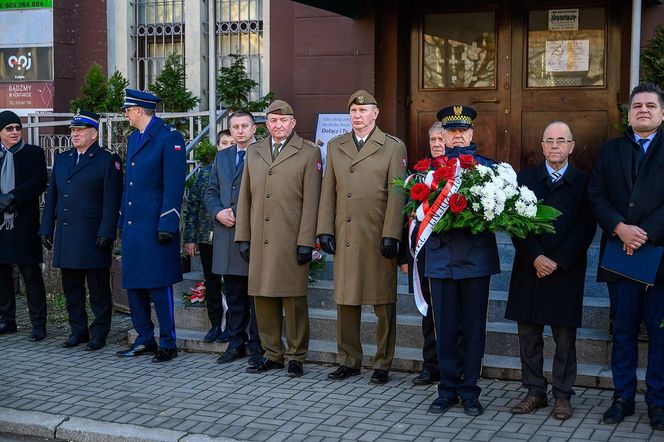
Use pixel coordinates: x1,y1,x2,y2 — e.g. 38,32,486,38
542,138,572,146
3,125,21,132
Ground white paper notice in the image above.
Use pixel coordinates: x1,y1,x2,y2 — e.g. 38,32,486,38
549,9,579,31
545,40,589,72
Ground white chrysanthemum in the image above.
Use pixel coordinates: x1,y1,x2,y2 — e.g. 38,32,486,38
503,183,519,199
519,186,538,204
515,200,528,216
475,164,492,177
472,202,481,211
496,163,518,185
524,204,537,217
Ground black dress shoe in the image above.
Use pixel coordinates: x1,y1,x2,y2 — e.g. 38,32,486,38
603,398,635,424
85,338,106,351
648,405,664,430
0,321,17,335
203,326,221,343
217,346,246,364
428,397,459,414
246,357,284,373
288,360,304,377
462,398,484,416
328,365,361,380
28,327,46,342
217,328,230,343
115,343,158,357
413,369,440,386
152,348,178,363
370,369,389,385
62,335,89,348
248,349,264,368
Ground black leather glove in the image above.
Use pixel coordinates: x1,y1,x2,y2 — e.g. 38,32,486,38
157,231,175,244
96,237,114,252
0,193,15,211
297,246,313,265
380,237,398,259
40,235,53,250
318,234,336,255
238,241,250,262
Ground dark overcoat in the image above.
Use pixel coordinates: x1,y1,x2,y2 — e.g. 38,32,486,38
588,126,664,282
204,145,248,276
119,117,186,289
505,162,596,328
40,143,123,269
0,143,47,265
424,144,500,280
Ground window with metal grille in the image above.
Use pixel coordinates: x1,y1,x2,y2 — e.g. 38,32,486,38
132,0,185,91
216,0,264,102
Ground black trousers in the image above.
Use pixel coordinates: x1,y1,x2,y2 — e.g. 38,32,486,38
61,268,113,340
223,274,262,353
431,276,490,401
198,243,224,326
0,263,47,328
517,322,577,401
421,278,438,372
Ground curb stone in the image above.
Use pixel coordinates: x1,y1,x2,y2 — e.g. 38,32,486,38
0,408,238,442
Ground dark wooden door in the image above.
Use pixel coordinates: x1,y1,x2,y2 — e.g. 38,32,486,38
408,0,625,171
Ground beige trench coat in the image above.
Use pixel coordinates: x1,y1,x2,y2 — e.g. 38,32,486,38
317,127,407,305
235,133,322,297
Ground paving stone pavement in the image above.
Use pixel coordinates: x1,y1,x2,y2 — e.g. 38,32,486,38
0,300,663,441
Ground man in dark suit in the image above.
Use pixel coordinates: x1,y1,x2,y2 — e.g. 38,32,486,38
40,110,123,350
426,105,500,417
115,89,186,363
588,82,664,430
205,110,263,366
0,110,48,342
506,121,595,420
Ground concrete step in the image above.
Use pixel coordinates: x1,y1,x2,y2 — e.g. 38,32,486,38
128,329,645,392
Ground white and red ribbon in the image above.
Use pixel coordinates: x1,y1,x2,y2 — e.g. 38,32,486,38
410,159,462,316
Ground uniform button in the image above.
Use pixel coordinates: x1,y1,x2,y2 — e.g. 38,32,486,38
128,221,132,225
232,186,237,190
129,181,133,186
345,242,350,247
629,202,635,207
131,162,135,166
347,193,352,197
66,180,71,183
346,217,351,222
264,240,269,244
266,193,271,198
268,170,273,175
63,222,68,226
128,202,132,206
64,194,69,198
265,217,269,221
63,208,68,212
350,169,355,173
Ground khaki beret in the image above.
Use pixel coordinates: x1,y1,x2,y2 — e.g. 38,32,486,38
265,99,294,116
347,89,377,109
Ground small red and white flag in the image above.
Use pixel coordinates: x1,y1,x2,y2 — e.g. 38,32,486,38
174,145,182,151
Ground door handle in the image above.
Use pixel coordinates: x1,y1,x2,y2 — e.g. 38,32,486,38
470,97,501,104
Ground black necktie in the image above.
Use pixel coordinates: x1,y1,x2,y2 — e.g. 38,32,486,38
636,138,648,171
237,150,245,171
357,138,364,151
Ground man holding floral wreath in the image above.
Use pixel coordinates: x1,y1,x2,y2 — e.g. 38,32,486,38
425,105,500,416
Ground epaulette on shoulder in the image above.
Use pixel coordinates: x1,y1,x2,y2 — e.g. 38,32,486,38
327,133,349,144
303,139,318,149
169,126,177,132
386,133,404,144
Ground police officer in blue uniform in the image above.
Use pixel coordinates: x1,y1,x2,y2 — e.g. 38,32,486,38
40,110,123,350
115,89,186,363
426,105,500,417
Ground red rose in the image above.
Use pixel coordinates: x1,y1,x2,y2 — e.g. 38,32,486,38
449,193,467,213
410,183,431,201
413,158,432,172
432,156,448,169
458,154,477,169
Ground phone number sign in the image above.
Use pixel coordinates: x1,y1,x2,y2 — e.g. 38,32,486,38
0,0,52,9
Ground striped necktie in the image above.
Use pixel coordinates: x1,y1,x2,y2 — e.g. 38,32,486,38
272,142,282,161
550,171,562,182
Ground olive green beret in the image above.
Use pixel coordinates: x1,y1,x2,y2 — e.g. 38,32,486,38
347,89,377,109
265,99,294,116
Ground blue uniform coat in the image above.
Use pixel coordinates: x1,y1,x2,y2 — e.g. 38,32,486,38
118,117,186,289
40,143,123,268
424,144,500,279
204,145,249,276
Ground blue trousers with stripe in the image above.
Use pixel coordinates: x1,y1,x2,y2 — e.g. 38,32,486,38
127,286,176,349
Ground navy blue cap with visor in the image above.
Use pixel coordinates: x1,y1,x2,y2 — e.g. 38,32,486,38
121,88,162,111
